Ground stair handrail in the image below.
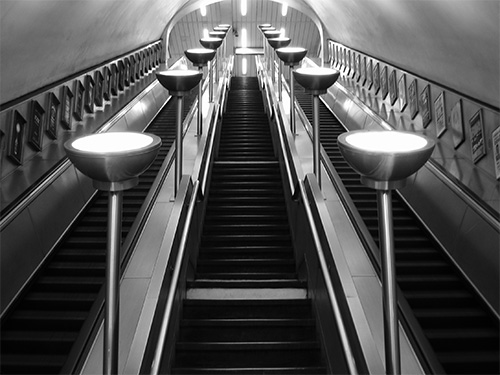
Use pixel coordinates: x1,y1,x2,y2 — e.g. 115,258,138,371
298,177,360,375
150,178,200,375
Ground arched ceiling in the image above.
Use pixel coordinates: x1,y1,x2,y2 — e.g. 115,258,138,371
1,0,498,108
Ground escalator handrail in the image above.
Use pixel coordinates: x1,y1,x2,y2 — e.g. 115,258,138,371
298,176,359,375
150,178,200,375
263,65,359,374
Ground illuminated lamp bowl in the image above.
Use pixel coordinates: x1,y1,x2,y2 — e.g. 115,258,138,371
200,37,223,50
64,132,162,184
293,67,340,93
275,47,307,65
156,70,203,93
267,37,291,50
209,31,226,39
263,30,282,39
185,48,216,66
258,23,272,29
337,130,435,188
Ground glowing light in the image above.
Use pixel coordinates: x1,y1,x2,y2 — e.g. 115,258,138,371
203,28,209,39
241,0,247,16
241,28,247,48
242,57,248,75
282,3,288,16
72,133,154,153
280,27,285,37
200,5,206,17
345,131,429,153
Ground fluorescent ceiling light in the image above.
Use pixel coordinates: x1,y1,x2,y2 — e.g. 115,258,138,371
282,3,288,17
241,0,247,16
242,57,247,75
200,5,207,17
241,28,247,48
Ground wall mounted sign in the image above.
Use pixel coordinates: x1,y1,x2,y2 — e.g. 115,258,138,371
366,59,373,89
124,58,131,87
28,100,45,151
129,55,136,83
434,92,446,137
73,80,85,121
469,109,486,163
373,63,380,94
60,85,73,130
492,126,500,179
389,70,398,105
102,66,111,101
408,79,418,120
118,60,125,91
84,75,95,113
380,66,388,99
94,70,104,107
419,84,432,128
7,110,26,165
450,99,464,149
110,63,118,96
45,92,60,139
398,74,407,112
360,56,366,85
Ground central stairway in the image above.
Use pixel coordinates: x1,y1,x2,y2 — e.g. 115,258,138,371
169,77,326,374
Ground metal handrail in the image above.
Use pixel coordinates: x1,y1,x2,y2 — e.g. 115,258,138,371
150,179,200,375
298,178,359,375
263,63,359,374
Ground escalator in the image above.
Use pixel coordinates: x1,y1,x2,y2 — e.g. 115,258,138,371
168,77,327,374
294,86,500,375
0,89,196,374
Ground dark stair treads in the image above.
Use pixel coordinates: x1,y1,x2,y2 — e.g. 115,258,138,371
170,77,325,374
0,90,197,374
294,83,500,375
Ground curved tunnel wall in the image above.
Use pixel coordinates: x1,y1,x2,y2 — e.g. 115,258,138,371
1,0,498,109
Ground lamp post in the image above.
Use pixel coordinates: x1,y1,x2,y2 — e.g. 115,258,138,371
263,30,281,76
209,31,226,83
200,37,223,102
64,132,161,375
267,37,291,100
337,130,435,375
156,70,203,196
275,47,307,136
293,67,340,188
259,26,275,68
184,48,216,137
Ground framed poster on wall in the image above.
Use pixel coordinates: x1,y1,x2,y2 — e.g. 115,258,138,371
450,99,464,149
135,53,141,79
84,75,95,113
110,63,118,96
129,55,136,83
354,53,360,81
60,85,73,130
94,70,104,107
434,92,446,137
372,63,380,94
380,66,388,99
419,85,432,128
73,80,85,121
102,66,111,101
28,100,45,151
408,79,418,120
118,60,125,91
360,56,366,85
469,110,486,163
366,59,373,89
388,70,398,105
124,58,131,87
398,74,407,111
492,126,500,179
45,92,60,139
7,110,26,165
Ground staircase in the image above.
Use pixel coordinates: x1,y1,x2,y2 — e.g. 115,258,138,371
169,77,326,374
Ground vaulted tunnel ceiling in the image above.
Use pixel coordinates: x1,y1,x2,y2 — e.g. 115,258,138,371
0,0,498,108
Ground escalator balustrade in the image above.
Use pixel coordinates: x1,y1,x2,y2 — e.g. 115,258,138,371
294,84,499,375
